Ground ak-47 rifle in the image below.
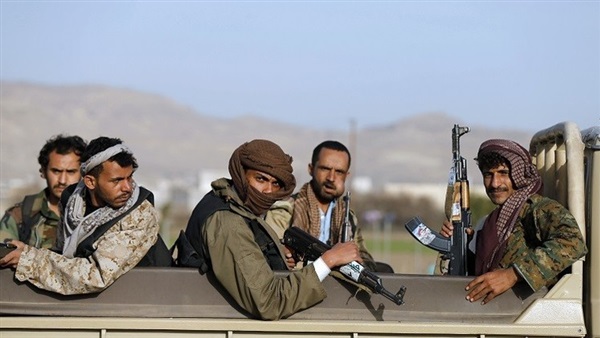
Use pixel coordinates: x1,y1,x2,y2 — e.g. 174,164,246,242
283,226,406,305
404,124,472,276
340,191,353,243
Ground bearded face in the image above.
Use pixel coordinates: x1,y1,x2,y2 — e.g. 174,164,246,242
309,148,350,204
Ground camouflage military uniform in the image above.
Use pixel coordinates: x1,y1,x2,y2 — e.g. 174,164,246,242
14,199,159,295
0,190,59,249
489,194,587,291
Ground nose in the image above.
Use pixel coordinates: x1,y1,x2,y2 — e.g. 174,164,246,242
262,183,274,194
326,169,336,181
490,173,502,188
121,178,133,193
57,171,68,185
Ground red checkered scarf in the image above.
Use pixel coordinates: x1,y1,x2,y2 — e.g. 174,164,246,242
476,139,542,273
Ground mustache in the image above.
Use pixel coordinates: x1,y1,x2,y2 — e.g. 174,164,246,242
487,187,509,194
323,183,336,189
116,192,132,201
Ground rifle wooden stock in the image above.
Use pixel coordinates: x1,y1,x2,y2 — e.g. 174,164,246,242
405,124,472,276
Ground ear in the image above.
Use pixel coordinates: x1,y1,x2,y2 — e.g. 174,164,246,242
83,175,96,190
39,168,46,179
307,163,313,176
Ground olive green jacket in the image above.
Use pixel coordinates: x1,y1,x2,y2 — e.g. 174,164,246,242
201,178,327,320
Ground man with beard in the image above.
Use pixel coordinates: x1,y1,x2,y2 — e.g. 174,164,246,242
268,140,376,271
0,136,170,294
183,139,363,320
0,135,86,249
440,139,587,304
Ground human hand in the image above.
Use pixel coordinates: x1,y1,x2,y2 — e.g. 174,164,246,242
320,241,362,269
440,220,474,238
0,240,25,269
283,245,296,270
465,267,519,304
440,220,453,238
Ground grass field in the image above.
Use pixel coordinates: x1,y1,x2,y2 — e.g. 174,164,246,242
362,229,440,275
162,224,440,275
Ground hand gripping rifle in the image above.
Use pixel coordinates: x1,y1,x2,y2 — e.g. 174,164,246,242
283,226,406,305
404,124,472,275
340,191,353,243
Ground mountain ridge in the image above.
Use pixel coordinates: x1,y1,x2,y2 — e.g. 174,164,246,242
0,81,532,188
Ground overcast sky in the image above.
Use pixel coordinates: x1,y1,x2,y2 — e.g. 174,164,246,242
1,1,598,132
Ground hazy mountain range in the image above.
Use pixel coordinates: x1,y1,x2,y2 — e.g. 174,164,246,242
1,81,532,188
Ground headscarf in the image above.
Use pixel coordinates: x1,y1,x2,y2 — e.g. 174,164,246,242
475,139,543,274
62,143,140,258
228,139,296,216
292,182,346,244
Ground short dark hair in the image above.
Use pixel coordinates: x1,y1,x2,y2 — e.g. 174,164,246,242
38,134,87,170
82,137,138,177
477,151,510,172
311,140,351,168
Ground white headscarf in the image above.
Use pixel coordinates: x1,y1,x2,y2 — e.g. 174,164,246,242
62,144,140,258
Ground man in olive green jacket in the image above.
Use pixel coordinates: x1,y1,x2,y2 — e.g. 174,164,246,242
184,139,363,320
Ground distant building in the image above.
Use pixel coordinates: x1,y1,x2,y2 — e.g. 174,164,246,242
351,176,373,194
189,169,229,210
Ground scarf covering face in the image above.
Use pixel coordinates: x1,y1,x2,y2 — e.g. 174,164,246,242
475,139,542,274
292,182,345,244
228,139,296,216
62,144,140,258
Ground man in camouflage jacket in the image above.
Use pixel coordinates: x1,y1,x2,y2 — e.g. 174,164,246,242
0,135,86,249
0,137,162,295
441,139,587,304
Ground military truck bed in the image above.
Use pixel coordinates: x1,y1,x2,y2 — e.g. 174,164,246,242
0,267,586,337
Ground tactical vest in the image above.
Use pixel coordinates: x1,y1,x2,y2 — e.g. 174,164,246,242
18,194,44,244
61,184,173,267
174,190,287,274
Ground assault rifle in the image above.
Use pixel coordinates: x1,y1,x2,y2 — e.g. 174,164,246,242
404,124,472,275
340,191,353,242
283,226,406,305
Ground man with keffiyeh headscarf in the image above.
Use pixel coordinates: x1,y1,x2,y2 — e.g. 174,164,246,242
0,137,171,295
267,140,377,271
184,139,364,320
440,139,587,305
